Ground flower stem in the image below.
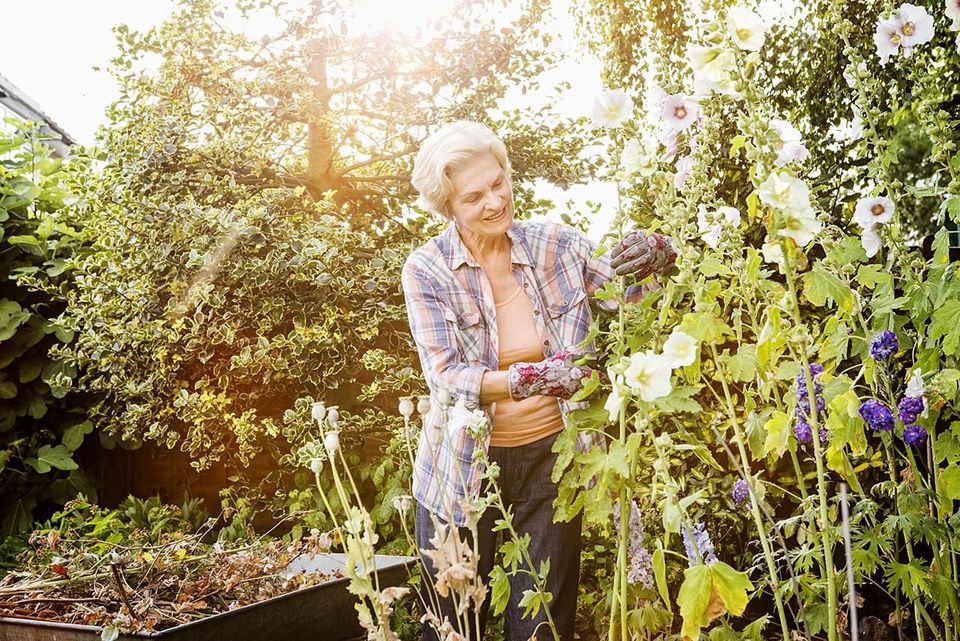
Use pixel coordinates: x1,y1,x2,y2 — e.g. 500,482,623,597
781,244,839,641
709,344,791,641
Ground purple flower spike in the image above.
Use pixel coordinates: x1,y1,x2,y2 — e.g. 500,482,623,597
682,522,718,567
903,425,928,447
732,479,751,507
795,420,813,443
898,396,924,426
869,330,899,361
859,399,894,432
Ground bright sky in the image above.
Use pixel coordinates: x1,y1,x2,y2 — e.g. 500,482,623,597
0,0,615,236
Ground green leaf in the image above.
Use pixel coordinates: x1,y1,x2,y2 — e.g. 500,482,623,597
725,344,757,381
680,313,732,343
62,421,94,451
101,625,121,641
517,588,549,618
763,411,791,458
939,464,960,502
653,544,671,611
677,564,714,641
26,444,78,473
930,301,960,356
710,562,753,616
802,265,852,312
652,385,703,414
729,135,747,159
699,256,732,277
489,565,510,616
0,381,16,399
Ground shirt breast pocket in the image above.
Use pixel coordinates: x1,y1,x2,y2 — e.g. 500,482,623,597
545,282,588,347
443,306,485,361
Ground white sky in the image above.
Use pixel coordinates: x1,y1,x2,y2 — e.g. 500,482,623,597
0,0,616,237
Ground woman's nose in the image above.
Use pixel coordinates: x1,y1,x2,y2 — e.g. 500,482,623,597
484,191,503,210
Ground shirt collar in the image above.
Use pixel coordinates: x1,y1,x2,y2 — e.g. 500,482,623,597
441,220,534,270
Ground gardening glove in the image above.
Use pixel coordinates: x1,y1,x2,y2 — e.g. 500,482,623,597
508,350,601,401
610,230,677,280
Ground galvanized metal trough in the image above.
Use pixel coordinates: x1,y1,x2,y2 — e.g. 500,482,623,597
0,553,416,641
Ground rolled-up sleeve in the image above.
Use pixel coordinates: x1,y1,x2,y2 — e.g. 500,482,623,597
575,231,655,312
401,259,488,410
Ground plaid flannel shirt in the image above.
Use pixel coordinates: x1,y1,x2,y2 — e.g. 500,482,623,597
401,219,649,527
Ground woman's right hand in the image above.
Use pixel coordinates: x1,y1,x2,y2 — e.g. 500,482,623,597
507,350,598,400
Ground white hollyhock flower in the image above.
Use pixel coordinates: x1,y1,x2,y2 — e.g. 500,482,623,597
624,351,673,402
662,330,699,368
697,205,741,248
660,128,680,162
906,367,929,416
948,0,960,30
591,89,635,129
447,398,487,437
622,138,657,176
874,17,902,65
761,241,786,272
769,119,809,166
727,6,767,51
861,224,883,258
779,205,822,246
688,44,739,96
758,172,812,213
875,4,936,63
897,3,935,57
906,368,926,398
661,94,699,131
853,196,895,227
604,369,628,422
674,155,694,190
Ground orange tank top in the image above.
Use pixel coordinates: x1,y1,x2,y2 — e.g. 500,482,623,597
490,281,565,447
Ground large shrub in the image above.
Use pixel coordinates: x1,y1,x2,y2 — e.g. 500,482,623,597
0,124,96,540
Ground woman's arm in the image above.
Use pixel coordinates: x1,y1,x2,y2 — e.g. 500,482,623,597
401,259,491,410
479,370,511,404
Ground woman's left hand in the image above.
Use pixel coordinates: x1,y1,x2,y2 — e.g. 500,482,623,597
610,231,677,279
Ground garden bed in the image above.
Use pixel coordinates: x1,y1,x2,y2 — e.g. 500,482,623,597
0,553,415,641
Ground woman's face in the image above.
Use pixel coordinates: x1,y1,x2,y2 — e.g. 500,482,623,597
446,152,514,239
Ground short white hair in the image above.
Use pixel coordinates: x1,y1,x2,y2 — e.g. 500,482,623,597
411,121,511,220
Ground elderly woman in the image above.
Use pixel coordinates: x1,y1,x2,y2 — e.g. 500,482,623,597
402,121,675,640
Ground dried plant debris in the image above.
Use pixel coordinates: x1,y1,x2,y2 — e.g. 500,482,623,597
0,498,338,633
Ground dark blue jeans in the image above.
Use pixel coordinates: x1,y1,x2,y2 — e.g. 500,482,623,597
415,431,582,641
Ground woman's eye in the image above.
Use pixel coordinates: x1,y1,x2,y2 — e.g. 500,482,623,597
493,180,503,188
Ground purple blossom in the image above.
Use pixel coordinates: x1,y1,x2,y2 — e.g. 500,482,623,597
794,420,827,444
795,363,826,429
903,425,928,447
614,500,654,588
869,330,899,360
795,363,825,391
732,479,751,507
898,396,924,426
682,522,718,567
859,399,894,432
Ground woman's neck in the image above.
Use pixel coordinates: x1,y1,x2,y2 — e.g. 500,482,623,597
456,224,511,266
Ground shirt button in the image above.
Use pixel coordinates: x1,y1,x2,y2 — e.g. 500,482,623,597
533,309,540,316
523,282,529,289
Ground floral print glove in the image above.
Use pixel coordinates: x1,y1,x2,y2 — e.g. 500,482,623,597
507,350,595,401
610,231,678,279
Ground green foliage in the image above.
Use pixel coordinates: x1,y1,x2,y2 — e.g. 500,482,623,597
0,123,97,539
